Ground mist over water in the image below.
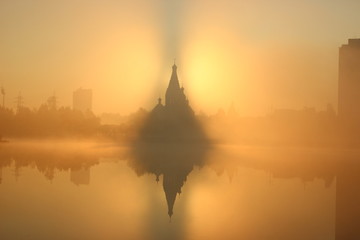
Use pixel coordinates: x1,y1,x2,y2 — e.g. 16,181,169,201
2,1,360,240
4,141,360,240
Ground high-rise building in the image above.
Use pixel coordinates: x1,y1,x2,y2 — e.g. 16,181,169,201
73,88,92,112
338,39,360,122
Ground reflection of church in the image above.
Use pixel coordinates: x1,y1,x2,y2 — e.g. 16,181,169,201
70,166,90,185
129,143,207,218
131,64,210,217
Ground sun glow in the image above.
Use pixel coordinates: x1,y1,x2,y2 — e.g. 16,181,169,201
182,31,247,114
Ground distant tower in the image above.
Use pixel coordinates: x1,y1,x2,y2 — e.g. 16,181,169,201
338,39,360,122
228,102,237,119
1,86,4,108
73,88,92,112
15,92,23,112
47,93,57,111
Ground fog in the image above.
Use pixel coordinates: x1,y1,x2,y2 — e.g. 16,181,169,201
3,1,360,240
1,0,360,115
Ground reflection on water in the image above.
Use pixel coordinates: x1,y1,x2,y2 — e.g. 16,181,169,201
0,141,103,183
129,142,209,218
70,167,90,185
1,141,360,239
336,157,360,240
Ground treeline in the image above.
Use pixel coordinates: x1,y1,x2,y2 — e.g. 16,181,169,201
0,105,100,138
200,106,360,147
101,108,149,142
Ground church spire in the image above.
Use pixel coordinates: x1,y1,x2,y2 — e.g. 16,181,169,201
169,62,180,89
165,62,183,107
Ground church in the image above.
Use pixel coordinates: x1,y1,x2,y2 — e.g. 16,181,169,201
139,63,205,141
131,63,210,217
151,63,193,122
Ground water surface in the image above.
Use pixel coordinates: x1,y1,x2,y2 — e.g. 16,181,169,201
1,141,359,240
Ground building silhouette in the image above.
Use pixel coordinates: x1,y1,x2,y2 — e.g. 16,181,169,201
130,63,210,217
73,88,92,113
46,94,57,111
338,39,360,123
139,63,205,142
152,63,193,122
164,64,192,114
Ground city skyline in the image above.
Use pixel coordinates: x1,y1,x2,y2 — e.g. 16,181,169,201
1,1,360,115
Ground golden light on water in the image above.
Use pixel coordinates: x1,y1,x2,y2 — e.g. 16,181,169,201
186,164,335,240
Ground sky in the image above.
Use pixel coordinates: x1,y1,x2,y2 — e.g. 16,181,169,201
1,0,360,115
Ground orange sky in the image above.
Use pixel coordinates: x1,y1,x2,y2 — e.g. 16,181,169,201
1,0,360,115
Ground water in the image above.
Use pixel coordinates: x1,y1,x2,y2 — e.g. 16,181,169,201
1,141,359,240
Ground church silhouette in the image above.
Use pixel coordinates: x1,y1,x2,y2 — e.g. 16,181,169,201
130,63,210,218
154,63,192,117
139,63,207,142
